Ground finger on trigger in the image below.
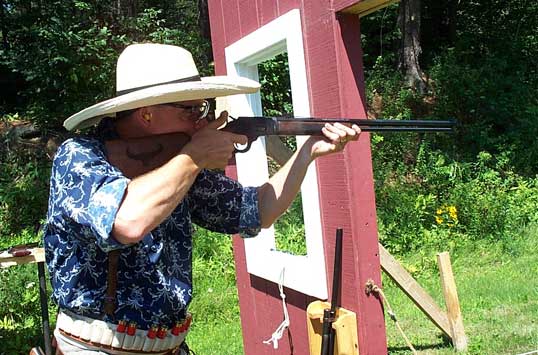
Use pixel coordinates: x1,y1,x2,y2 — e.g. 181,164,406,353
231,133,248,146
208,111,228,129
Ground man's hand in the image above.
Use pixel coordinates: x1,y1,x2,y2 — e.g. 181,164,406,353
307,122,361,160
181,111,248,170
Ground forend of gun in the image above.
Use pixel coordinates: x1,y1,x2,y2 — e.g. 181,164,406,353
220,116,456,153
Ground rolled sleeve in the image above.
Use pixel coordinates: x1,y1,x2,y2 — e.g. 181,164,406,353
86,177,130,251
188,170,261,237
239,186,261,238
49,138,130,252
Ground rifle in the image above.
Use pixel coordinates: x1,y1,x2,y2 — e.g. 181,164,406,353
105,116,455,178
221,116,456,152
320,228,343,355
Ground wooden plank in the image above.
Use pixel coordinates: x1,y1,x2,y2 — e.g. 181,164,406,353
437,252,468,351
0,248,46,268
337,0,400,17
221,0,242,46
256,0,278,26
208,0,227,75
379,244,452,338
335,14,387,354
238,0,259,38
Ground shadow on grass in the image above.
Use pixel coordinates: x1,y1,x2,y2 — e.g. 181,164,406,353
388,334,452,353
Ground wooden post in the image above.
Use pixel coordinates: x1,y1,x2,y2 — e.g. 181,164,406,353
379,244,451,338
437,252,468,351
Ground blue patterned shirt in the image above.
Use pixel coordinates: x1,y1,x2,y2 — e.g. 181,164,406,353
43,137,261,329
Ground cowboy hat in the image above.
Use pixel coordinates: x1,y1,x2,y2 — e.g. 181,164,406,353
63,43,260,131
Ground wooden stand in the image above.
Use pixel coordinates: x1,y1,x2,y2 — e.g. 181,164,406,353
307,301,359,355
1,247,52,355
437,252,468,351
379,244,467,352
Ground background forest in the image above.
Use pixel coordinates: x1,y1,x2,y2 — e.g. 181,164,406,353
1,0,538,354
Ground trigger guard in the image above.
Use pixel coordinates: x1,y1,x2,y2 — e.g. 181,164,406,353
234,141,252,153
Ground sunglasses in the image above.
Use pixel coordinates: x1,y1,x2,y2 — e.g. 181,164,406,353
167,100,211,122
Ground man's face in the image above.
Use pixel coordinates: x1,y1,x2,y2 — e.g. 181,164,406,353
116,99,212,138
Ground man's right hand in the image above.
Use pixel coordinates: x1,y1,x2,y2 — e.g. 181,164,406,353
181,111,248,170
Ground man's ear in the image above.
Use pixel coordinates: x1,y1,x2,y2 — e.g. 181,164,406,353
115,107,151,138
138,107,153,124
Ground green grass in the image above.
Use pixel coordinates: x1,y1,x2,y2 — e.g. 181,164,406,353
187,226,538,355
188,231,244,354
384,226,538,354
3,223,538,354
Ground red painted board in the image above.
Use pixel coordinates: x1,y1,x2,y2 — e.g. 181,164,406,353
238,0,259,38
336,13,387,354
208,0,227,75
221,0,242,46
257,0,278,26
277,0,300,17
208,2,388,355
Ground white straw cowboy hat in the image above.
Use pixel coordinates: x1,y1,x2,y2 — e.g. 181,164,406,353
63,43,260,131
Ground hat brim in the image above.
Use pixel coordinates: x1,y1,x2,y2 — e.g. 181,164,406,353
63,76,260,131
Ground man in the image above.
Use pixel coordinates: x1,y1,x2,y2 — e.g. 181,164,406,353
44,43,360,354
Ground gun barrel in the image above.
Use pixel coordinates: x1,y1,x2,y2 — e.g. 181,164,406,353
330,228,343,313
269,117,455,135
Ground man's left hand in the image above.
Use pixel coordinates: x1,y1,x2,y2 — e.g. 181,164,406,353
308,123,361,159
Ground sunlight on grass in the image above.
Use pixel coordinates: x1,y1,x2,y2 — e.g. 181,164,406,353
384,225,538,354
187,224,538,354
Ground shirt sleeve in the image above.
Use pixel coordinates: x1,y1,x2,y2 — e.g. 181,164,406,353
186,170,261,238
48,137,130,251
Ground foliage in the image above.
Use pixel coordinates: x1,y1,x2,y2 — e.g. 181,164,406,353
0,264,56,354
0,0,211,129
376,146,538,253
0,120,50,241
429,49,538,175
274,194,307,256
258,52,293,117
189,227,244,354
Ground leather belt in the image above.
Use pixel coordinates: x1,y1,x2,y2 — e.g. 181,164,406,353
56,310,190,354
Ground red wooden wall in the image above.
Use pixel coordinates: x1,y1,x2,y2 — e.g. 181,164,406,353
208,1,387,354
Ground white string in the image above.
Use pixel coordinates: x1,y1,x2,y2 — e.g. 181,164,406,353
263,268,290,349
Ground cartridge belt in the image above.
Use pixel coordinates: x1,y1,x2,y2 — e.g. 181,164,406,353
56,310,191,354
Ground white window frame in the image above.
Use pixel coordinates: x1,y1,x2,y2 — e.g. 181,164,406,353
224,9,327,299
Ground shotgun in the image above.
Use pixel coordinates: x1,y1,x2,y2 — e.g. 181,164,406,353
320,228,343,355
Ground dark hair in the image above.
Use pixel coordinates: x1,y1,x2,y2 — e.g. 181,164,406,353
92,108,141,140
93,116,119,141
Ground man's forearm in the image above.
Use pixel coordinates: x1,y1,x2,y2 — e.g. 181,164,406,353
257,141,314,228
113,153,202,244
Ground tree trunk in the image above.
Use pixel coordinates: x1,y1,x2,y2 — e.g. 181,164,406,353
0,0,8,50
198,0,213,62
398,0,427,93
447,0,457,45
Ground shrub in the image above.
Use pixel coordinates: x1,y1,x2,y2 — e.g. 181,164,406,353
376,145,538,253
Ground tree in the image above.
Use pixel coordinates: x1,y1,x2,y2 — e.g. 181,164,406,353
397,0,427,93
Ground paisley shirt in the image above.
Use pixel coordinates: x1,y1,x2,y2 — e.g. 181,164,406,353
43,137,261,329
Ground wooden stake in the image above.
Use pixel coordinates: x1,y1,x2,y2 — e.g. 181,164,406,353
437,252,468,351
379,244,452,338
